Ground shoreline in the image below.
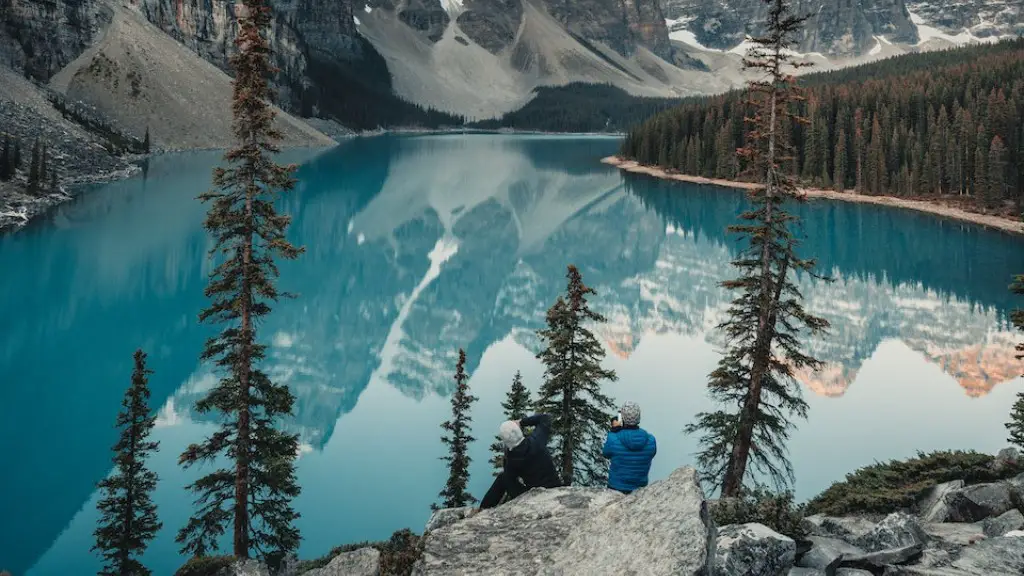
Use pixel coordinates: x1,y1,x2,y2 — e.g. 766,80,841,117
603,156,1024,236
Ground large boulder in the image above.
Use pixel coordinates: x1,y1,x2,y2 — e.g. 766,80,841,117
991,448,1021,475
796,536,865,569
423,506,475,533
788,569,870,576
944,535,1024,574
983,509,1024,538
801,515,877,541
944,483,1017,523
854,512,929,552
302,548,380,576
713,523,795,576
414,466,713,575
550,467,713,574
919,480,964,523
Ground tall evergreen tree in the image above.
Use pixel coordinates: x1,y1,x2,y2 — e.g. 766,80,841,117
27,140,40,195
143,127,151,154
987,135,1007,208
833,129,847,193
177,0,304,564
13,138,21,172
434,349,478,509
489,371,532,476
1009,274,1024,451
93,350,161,576
38,144,48,195
683,0,830,498
0,136,10,181
535,265,618,486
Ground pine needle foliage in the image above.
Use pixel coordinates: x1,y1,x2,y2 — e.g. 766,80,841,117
489,371,532,475
177,0,304,564
1007,274,1024,450
93,349,161,576
434,349,478,510
684,0,830,498
535,265,618,486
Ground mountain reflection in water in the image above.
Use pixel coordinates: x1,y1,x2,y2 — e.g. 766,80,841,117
1,135,1021,576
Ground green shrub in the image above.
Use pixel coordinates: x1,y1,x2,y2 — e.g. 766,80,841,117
174,555,235,576
294,529,423,576
806,450,1024,517
711,488,807,540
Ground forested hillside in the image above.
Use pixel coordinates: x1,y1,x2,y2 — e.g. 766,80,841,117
620,40,1024,214
473,84,682,133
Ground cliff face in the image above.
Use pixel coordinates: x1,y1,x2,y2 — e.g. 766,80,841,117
540,0,671,59
905,0,1024,37
0,0,106,80
134,0,362,110
664,0,918,56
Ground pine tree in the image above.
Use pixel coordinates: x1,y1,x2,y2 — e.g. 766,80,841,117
489,371,532,476
177,0,304,564
535,265,618,486
833,129,847,193
987,136,1007,208
684,0,830,498
434,349,478,509
0,136,10,181
28,140,40,195
13,138,21,172
38,144,48,195
143,127,151,154
93,349,161,576
1009,274,1024,451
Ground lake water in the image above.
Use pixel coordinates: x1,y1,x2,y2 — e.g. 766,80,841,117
1,134,1022,575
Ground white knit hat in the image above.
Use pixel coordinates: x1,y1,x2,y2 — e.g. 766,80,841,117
498,420,525,450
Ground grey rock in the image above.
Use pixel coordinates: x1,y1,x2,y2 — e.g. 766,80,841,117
395,0,451,42
920,480,965,523
662,0,918,57
982,509,1024,538
905,0,1024,40
414,466,712,575
837,542,925,571
423,506,475,533
796,536,865,569
947,535,1024,574
217,560,271,576
0,0,106,81
855,512,929,552
713,523,796,576
922,521,987,546
944,483,1017,523
789,569,871,576
802,514,878,541
550,466,713,574
991,447,1021,473
303,547,380,576
542,0,673,60
455,0,523,54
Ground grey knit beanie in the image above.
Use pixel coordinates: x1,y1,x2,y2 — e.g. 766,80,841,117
499,420,525,450
620,402,641,426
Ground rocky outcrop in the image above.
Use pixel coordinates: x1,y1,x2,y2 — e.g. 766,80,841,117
983,509,1024,538
854,512,929,552
414,466,713,575
541,0,672,60
713,523,795,576
0,0,107,81
944,483,1018,523
302,548,381,576
455,0,523,54
920,480,965,523
663,0,918,56
905,0,1024,38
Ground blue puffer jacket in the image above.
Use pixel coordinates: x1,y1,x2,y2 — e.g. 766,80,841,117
603,426,657,493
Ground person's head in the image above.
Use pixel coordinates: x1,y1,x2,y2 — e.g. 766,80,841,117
620,402,641,427
498,420,525,450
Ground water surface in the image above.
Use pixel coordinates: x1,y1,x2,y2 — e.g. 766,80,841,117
1,135,1021,575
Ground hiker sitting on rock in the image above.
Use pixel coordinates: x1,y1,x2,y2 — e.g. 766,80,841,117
604,401,656,494
479,413,562,510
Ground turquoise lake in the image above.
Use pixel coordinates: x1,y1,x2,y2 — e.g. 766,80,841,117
1,134,1023,575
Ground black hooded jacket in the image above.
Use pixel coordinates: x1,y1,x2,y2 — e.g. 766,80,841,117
504,413,562,489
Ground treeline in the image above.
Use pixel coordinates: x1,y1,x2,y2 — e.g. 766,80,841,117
1,135,60,195
621,39,1024,213
474,83,682,133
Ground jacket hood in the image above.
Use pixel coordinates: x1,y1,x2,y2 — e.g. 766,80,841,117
617,428,650,451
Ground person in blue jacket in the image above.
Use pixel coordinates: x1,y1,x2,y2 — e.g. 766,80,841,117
603,401,656,494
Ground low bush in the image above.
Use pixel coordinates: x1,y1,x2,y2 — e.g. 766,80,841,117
174,555,235,576
294,528,423,576
805,450,1024,517
711,488,807,540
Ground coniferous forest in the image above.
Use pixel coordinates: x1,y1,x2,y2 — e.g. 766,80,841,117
620,39,1024,215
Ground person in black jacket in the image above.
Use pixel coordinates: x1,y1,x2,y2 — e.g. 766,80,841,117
479,413,562,509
